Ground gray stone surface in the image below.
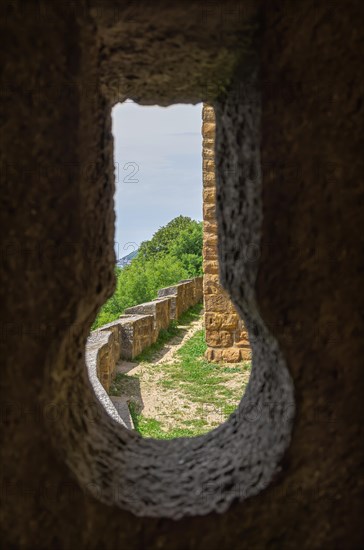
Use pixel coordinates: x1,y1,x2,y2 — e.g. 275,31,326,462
110,397,135,431
1,1,363,548
125,298,171,340
86,332,130,428
65,61,295,522
118,314,155,359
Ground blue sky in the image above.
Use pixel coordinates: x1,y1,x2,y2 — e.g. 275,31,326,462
112,101,203,260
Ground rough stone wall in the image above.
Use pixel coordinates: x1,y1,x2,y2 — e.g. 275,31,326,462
91,330,117,392
1,2,363,549
97,337,116,391
202,105,251,362
86,330,132,428
125,297,171,340
118,314,155,359
88,277,203,390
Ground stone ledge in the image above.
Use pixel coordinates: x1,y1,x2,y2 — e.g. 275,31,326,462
110,397,135,430
85,331,130,428
125,298,171,341
86,277,203,393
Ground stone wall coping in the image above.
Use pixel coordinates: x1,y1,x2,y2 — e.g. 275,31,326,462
124,297,170,310
118,313,155,323
87,277,203,396
85,331,129,428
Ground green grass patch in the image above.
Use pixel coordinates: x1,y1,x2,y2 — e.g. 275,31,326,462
109,372,139,396
111,303,251,440
129,401,208,439
130,327,251,439
154,329,247,406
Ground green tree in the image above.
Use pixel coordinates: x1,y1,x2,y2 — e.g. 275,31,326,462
92,216,203,329
169,222,203,276
138,215,196,261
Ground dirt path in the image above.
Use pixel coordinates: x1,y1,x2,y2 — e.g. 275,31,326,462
150,315,204,365
116,314,203,375
114,315,205,422
111,313,250,435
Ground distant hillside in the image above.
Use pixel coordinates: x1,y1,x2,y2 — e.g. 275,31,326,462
116,249,138,268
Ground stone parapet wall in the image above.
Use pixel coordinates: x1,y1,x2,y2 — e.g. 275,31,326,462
157,277,203,319
85,331,128,427
125,297,171,341
119,314,155,358
2,3,361,545
87,330,117,393
86,276,203,393
202,105,251,363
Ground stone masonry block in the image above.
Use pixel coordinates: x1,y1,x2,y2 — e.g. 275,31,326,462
203,172,216,187
238,347,252,362
221,348,242,363
203,188,216,204
203,234,218,247
204,293,236,314
203,260,219,275
234,328,250,347
203,276,222,295
202,122,215,138
205,312,239,331
204,220,218,234
204,348,222,362
203,146,214,159
118,314,154,359
203,244,218,261
205,330,233,347
203,203,216,221
202,105,215,122
124,298,171,342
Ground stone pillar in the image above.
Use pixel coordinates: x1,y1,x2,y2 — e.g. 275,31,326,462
202,104,251,363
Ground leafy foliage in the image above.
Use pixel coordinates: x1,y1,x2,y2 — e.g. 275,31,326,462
169,222,203,276
92,216,203,329
138,215,196,261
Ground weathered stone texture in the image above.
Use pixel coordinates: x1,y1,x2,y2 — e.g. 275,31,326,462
158,278,202,319
85,331,130,428
1,2,363,548
100,321,123,362
202,104,251,363
87,330,117,393
118,314,155,359
87,277,203,391
125,298,171,341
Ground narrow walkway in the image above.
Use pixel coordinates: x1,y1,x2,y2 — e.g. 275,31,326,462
109,312,251,438
119,314,204,371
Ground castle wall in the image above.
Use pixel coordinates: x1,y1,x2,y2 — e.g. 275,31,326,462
87,276,203,392
202,105,251,362
1,1,363,547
